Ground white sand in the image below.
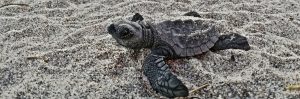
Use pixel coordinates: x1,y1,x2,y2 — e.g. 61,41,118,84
0,0,300,98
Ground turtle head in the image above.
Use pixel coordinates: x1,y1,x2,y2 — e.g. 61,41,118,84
107,13,150,49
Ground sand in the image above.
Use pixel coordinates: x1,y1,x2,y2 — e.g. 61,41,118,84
0,0,300,98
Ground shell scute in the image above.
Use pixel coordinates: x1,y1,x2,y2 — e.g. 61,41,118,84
156,19,220,57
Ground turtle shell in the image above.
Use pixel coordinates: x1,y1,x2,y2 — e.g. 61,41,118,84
155,19,220,57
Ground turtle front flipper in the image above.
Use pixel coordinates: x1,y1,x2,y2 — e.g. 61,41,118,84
143,54,188,98
211,33,250,51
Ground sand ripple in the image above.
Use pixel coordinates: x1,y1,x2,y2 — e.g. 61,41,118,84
0,0,300,98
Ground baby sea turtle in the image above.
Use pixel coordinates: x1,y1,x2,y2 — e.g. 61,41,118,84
107,13,250,98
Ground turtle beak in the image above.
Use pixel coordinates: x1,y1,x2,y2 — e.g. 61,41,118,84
107,24,116,34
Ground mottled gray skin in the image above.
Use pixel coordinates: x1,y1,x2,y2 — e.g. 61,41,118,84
107,13,250,98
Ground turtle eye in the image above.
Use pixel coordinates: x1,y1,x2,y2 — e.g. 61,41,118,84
120,28,134,39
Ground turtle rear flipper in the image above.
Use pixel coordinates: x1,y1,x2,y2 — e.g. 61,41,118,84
143,54,188,98
211,33,250,51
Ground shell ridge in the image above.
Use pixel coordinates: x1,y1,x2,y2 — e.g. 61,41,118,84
156,19,220,57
